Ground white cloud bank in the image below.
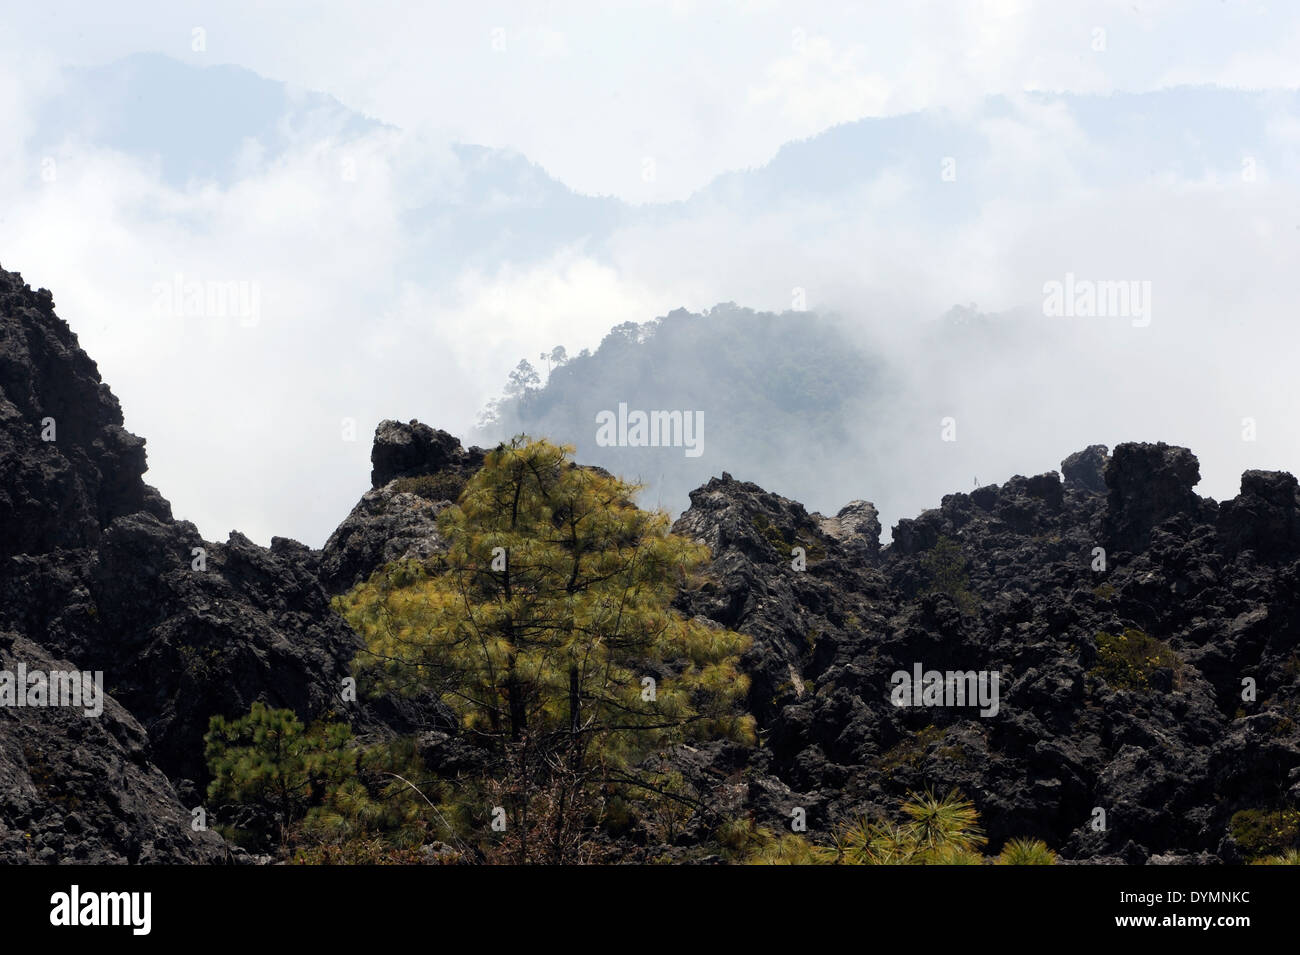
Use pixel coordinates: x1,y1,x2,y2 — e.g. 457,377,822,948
0,4,1297,545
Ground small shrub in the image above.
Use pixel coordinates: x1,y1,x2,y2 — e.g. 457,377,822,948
930,845,984,864
919,537,979,615
879,724,946,774
752,512,791,553
204,703,357,847
996,838,1057,865
740,830,831,865
1230,807,1300,860
1092,628,1182,691
1253,849,1300,865
739,789,1053,866
390,472,466,502
795,533,827,562
824,790,985,865
900,790,985,856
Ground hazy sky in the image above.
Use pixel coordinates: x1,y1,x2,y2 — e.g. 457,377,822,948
2,1,1298,547
8,0,1300,200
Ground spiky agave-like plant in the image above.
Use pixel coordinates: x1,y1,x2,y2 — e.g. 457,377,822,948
901,789,986,859
995,837,1057,865
823,790,987,864
1252,848,1300,865
928,844,985,865
743,789,1026,865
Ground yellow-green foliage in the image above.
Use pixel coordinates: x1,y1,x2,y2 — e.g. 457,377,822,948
750,514,827,563
204,703,357,845
1093,628,1183,691
919,537,979,615
206,704,461,859
745,832,831,865
879,724,946,774
996,838,1057,865
797,534,827,562
295,736,466,862
1230,807,1300,860
751,512,790,553
338,438,755,756
390,472,467,502
1252,849,1300,865
900,790,984,856
335,438,756,861
717,817,829,865
745,790,1002,865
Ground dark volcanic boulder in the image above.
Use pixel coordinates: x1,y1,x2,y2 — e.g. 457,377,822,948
672,472,894,766
1216,470,1300,561
0,270,169,558
1102,442,1209,552
319,421,485,594
819,500,882,558
319,483,450,594
370,419,483,488
1061,444,1109,493
0,632,226,863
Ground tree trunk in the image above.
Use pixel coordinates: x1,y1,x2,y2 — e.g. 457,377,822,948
568,664,581,770
508,675,525,742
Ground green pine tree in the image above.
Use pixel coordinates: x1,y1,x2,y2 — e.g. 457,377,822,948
204,702,356,847
337,437,755,862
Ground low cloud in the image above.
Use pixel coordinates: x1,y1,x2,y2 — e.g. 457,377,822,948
2,57,1297,548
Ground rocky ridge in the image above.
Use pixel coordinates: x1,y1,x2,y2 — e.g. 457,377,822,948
3,263,1299,863
1,266,371,861
670,443,1300,862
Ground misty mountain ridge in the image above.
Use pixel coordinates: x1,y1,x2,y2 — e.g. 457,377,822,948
474,302,886,518
29,54,1300,241
472,298,1182,541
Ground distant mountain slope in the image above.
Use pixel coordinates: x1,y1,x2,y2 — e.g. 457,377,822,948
690,87,1300,219
474,303,889,515
33,52,384,188
29,53,631,273
30,56,1300,244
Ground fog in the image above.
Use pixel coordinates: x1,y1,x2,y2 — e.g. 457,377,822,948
2,4,1298,545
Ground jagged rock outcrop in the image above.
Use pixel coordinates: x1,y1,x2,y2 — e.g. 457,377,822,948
1061,444,1109,493
1,516,365,784
0,277,170,557
370,419,481,488
1102,441,1213,553
819,500,881,558
318,486,450,594
1216,470,1300,561
0,631,226,863
0,266,367,862
318,420,485,594
673,443,1300,862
